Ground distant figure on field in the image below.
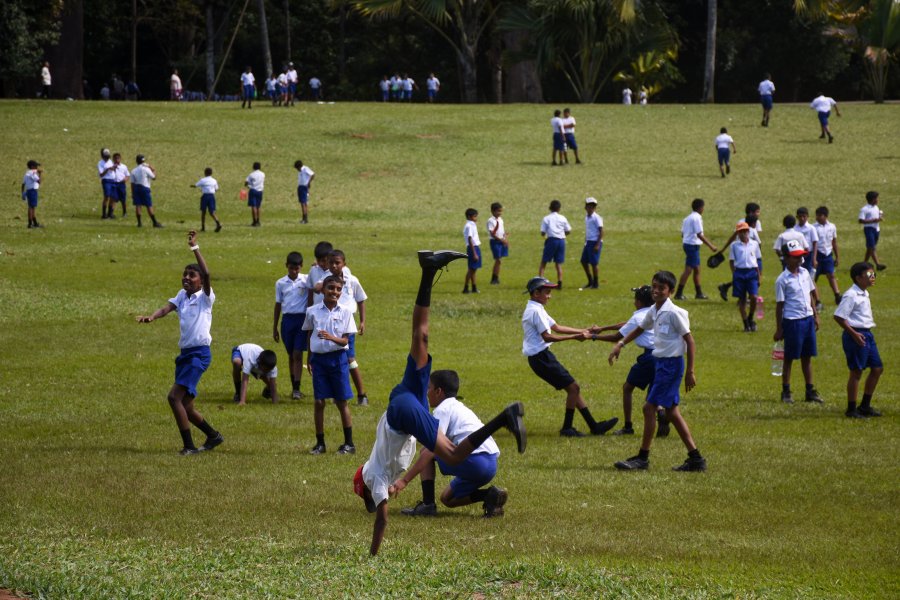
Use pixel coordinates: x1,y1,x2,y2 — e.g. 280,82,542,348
714,127,736,178
40,61,51,98
241,66,255,109
426,73,440,102
810,93,840,143
22,159,43,228
170,69,183,100
758,73,775,126
622,87,632,105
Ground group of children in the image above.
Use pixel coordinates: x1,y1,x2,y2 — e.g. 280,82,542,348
378,73,440,102
550,108,582,166
94,148,164,227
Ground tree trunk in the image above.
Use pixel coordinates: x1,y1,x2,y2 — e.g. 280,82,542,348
503,31,543,103
284,0,291,61
206,2,215,97
47,0,83,99
256,0,273,79
131,0,138,82
701,0,716,102
456,44,478,102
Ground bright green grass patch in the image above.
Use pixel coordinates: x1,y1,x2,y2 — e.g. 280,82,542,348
0,100,898,598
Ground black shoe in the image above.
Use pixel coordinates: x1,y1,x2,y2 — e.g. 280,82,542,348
357,394,369,407
27,223,33,229
695,293,709,300
503,402,526,453
418,250,467,270
828,135,833,144
805,388,824,404
613,427,635,436
876,264,886,271
336,443,356,455
726,164,730,174
718,284,729,302
589,281,599,289
400,501,437,517
819,133,826,139
655,412,670,438
309,443,326,455
749,320,757,332
200,432,224,451
557,281,562,290
262,386,271,399
857,405,882,417
743,320,751,333
781,390,794,404
215,223,222,232
845,409,866,419
490,278,500,285
482,485,508,518
672,455,707,472
179,447,200,456
462,288,470,294
591,417,619,436
674,294,686,300
153,222,164,228
614,455,649,470
559,427,586,438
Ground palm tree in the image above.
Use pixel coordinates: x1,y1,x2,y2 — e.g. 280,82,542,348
613,46,683,100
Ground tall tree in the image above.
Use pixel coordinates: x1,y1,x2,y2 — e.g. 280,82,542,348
0,0,61,96
701,0,716,102
256,0,273,77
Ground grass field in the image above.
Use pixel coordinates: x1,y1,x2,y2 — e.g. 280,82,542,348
0,99,898,599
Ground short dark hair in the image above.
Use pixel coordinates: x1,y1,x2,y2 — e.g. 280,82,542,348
322,274,344,289
782,214,796,228
204,167,213,176
866,191,879,203
746,214,758,228
314,241,333,260
258,350,277,372
553,109,561,116
430,370,459,398
815,206,829,217
465,208,478,219
850,262,873,280
286,251,303,266
720,127,727,134
294,160,303,170
490,202,503,212
745,202,760,214
549,199,561,212
691,198,705,212
328,249,346,262
252,161,261,170
652,270,677,292
796,206,809,216
633,285,653,307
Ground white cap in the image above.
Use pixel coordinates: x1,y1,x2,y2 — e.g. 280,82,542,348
585,197,598,205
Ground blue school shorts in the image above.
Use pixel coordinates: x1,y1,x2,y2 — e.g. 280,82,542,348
247,189,263,208
683,243,701,267
717,147,730,165
467,246,482,270
565,133,578,150
175,345,212,398
783,316,817,360
242,84,254,99
200,193,216,212
732,267,759,298
542,237,566,264
347,332,358,359
626,348,656,390
761,95,773,110
842,329,882,371
381,90,389,102
581,240,601,266
646,356,684,409
864,228,879,249
428,89,437,100
527,348,575,390
297,185,309,204
816,253,835,275
280,313,308,353
102,179,117,199
289,83,297,95
801,255,815,276
23,189,38,208
114,182,127,203
230,346,242,362
310,350,353,402
553,132,565,151
490,239,508,260
131,184,152,207
437,452,499,499
387,354,439,451
817,111,830,126
312,88,321,100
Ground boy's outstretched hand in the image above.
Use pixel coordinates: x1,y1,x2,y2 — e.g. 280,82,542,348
188,230,198,248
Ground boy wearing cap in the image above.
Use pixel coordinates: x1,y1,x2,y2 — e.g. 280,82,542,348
729,222,762,332
487,202,508,285
859,191,885,271
522,276,618,437
22,159,43,229
130,155,163,228
718,203,763,301
814,206,841,306
676,198,718,300
581,197,603,290
834,262,883,418
773,215,808,266
608,270,706,472
354,250,526,556
539,199,572,289
714,127,736,178
463,208,481,294
191,167,222,233
774,239,823,404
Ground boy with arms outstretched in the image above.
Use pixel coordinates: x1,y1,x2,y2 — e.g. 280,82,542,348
354,250,526,556
136,231,223,455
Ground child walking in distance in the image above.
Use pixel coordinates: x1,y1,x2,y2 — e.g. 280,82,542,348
463,208,481,294
130,155,163,228
191,167,222,232
729,222,762,332
354,250,526,556
834,263,883,418
859,191,885,271
240,66,255,109
397,369,507,518
294,160,315,224
810,93,840,142
715,127,736,177
274,252,309,400
21,160,42,229
136,231,223,455
329,249,370,406
774,240,823,405
814,206,841,306
539,199,572,288
608,270,706,472
487,202,508,285
581,197,603,289
676,198,718,300
303,275,357,455
98,148,116,219
759,73,775,126
522,276,618,437
244,162,265,227
231,344,278,404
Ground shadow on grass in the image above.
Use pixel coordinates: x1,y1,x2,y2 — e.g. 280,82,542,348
781,139,820,144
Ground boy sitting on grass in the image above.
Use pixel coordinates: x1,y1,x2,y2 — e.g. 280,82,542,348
231,343,279,405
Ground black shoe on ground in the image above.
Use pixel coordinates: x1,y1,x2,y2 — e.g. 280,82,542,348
656,413,670,438
559,427,586,438
462,288,470,294
401,501,437,517
672,455,707,472
357,394,369,406
503,402,527,453
262,386,271,399
876,264,886,271
613,427,635,436
179,447,201,456
726,164,730,174
805,388,824,404
153,222,164,228
781,390,794,404
589,281,599,289
490,278,499,285
718,284,729,301
695,293,709,300
591,417,619,436
418,250,467,270
614,455,649,470
337,443,356,455
215,223,222,232
819,133,826,139
482,485,508,518
828,135,834,143
743,320,751,333
845,409,866,419
857,405,882,417
674,294,686,300
309,443,326,455
557,281,563,290
749,320,757,332
27,223,33,229
200,432,224,451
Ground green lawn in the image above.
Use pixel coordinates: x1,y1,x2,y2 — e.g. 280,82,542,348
0,99,898,598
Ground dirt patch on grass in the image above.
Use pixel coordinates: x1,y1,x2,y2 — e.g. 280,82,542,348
0,589,27,600
416,134,443,139
350,133,373,139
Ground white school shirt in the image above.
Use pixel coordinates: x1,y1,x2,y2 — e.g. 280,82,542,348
463,220,481,247
550,116,564,134
379,79,390,92
287,69,298,84
774,268,814,320
337,273,367,315
195,176,218,195
738,217,762,244
793,222,819,251
622,88,632,104
729,239,761,269
362,413,416,508
277,73,288,87
241,72,255,86
130,164,155,188
302,302,357,354
639,298,690,358
297,165,314,186
715,133,734,149
521,300,555,357
98,159,115,181
22,169,40,190
170,73,182,92
562,116,576,134
758,79,775,96
427,76,440,91
403,78,415,91
834,284,875,329
245,170,265,192
773,229,808,252
41,66,51,86
237,343,278,379
619,307,654,350
584,213,603,242
486,215,505,240
113,163,130,183
168,288,215,348
266,77,277,92
810,95,836,113
309,264,351,305
681,211,704,245
639,90,648,104
275,273,309,315
813,221,837,256
541,212,571,239
433,397,499,456
859,204,880,231
309,77,321,89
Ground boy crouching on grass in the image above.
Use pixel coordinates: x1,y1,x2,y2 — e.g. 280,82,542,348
608,270,706,472
231,343,278,405
834,263,884,419
136,231,223,455
354,250,526,556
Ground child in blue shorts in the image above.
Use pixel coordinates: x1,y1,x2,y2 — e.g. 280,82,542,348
353,250,526,555
729,222,762,332
859,191,885,271
834,262,883,418
231,343,279,404
463,208,481,294
136,231,223,455
676,198,718,300
21,159,42,229
191,167,222,233
487,202,508,285
580,197,603,289
774,240,823,405
274,251,309,399
539,199,572,288
813,206,842,306
329,249,370,406
608,270,706,472
244,162,265,227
